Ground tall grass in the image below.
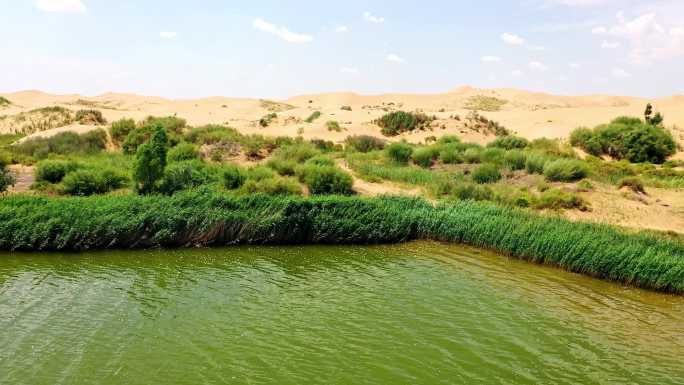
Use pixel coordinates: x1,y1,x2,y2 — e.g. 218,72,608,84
1,191,683,293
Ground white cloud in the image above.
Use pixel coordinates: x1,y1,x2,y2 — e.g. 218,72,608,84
502,33,525,45
364,12,385,24
253,18,313,44
544,0,613,7
481,56,501,63
611,67,632,78
601,40,620,49
527,45,546,51
592,12,684,63
512,69,524,76
36,0,86,13
160,32,177,39
335,25,349,33
341,67,359,74
528,61,549,71
569,62,581,69
386,54,404,63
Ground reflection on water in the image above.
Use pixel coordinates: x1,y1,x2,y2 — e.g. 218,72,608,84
1,242,683,385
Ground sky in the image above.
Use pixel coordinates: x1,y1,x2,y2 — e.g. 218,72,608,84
1,0,683,99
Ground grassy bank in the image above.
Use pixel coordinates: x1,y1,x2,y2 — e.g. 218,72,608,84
1,191,683,293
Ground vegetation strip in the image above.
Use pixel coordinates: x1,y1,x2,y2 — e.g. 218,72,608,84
1,191,683,294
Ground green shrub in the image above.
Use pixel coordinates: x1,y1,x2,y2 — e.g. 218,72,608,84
158,161,214,195
341,106,352,111
376,111,434,136
463,148,482,164
298,165,353,195
185,125,242,145
259,113,277,127
132,125,168,194
266,158,298,176
168,143,200,162
535,189,587,211
241,177,302,196
472,164,502,184
504,150,527,170
305,155,336,167
480,148,506,164
525,153,548,174
451,183,493,201
110,118,136,144
618,177,646,194
439,145,464,164
273,142,320,163
345,135,385,153
305,111,321,123
412,147,437,168
247,166,277,182
35,160,79,183
61,169,127,196
14,130,107,158
141,116,186,134
222,165,247,189
543,159,589,182
326,121,342,132
386,142,413,164
488,136,529,150
75,109,106,125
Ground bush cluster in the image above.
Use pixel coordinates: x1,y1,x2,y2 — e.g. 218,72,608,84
543,159,589,182
345,135,385,153
376,111,435,136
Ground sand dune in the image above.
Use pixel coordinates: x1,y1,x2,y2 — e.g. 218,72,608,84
2,87,683,148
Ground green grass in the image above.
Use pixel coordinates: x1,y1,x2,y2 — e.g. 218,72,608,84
376,111,435,136
1,191,683,294
305,111,322,123
464,96,508,112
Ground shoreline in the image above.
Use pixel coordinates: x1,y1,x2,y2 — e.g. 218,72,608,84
1,191,682,294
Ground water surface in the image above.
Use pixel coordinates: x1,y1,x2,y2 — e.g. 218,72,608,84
1,242,683,384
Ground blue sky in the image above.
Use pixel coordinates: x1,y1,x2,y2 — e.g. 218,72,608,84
1,0,683,98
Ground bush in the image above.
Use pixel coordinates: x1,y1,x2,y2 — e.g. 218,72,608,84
305,111,321,123
439,145,464,164
259,113,277,127
480,148,506,164
543,159,589,182
412,147,437,168
472,164,502,184
345,135,385,153
525,153,548,174
570,118,676,164
618,177,646,194
142,116,186,134
242,177,302,196
168,143,200,162
341,106,352,111
273,143,320,163
266,158,298,176
132,125,168,194
35,160,79,183
75,109,106,125
305,155,336,167
376,111,434,136
504,150,527,170
535,189,587,211
0,168,15,193
326,121,342,132
223,165,247,189
386,142,413,164
62,169,127,196
451,183,493,201
158,161,214,195
15,130,107,159
298,165,353,195
463,148,482,164
110,118,136,144
488,136,529,150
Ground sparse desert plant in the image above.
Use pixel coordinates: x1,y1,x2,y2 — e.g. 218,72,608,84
273,142,320,163
305,111,322,123
259,113,278,127
618,177,646,194
345,135,385,153
464,96,508,112
341,106,352,111
376,111,435,136
386,142,413,164
543,159,589,182
75,109,107,125
488,135,529,150
472,163,502,184
326,120,342,132
305,155,336,167
0,96,11,107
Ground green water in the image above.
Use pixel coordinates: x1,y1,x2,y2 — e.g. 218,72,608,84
1,242,683,385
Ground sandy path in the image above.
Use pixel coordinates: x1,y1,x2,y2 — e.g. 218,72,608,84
7,165,34,194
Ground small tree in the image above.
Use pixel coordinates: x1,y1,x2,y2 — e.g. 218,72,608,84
644,103,664,126
644,103,653,123
132,124,168,194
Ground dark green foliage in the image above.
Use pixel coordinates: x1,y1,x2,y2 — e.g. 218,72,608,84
0,152,14,192
141,116,186,134
3,192,683,294
158,160,215,195
543,159,589,182
463,148,482,164
386,142,413,164
242,177,301,196
472,164,502,184
412,147,438,168
570,117,676,164
132,125,168,194
487,135,529,150
438,145,464,164
260,113,277,127
222,165,247,189
345,135,385,153
296,165,353,195
326,121,342,132
168,143,200,162
35,160,79,183
305,111,321,123
618,177,646,194
61,169,127,196
341,106,352,111
110,118,136,144
75,109,106,125
14,130,107,159
376,111,434,136
266,158,298,176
